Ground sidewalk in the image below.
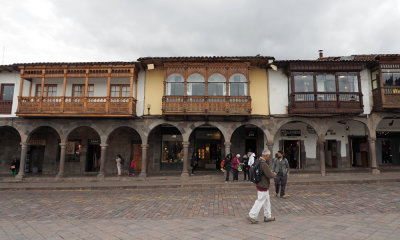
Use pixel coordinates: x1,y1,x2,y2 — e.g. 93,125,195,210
0,171,399,191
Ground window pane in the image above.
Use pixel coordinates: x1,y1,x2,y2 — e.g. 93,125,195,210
187,73,204,83
111,86,120,97
338,74,358,92
316,74,335,92
121,86,129,97
36,85,41,97
1,85,14,100
187,83,205,96
230,83,247,96
208,83,226,96
166,83,184,96
88,85,94,97
383,73,393,86
74,86,83,97
294,74,313,92
229,74,247,83
167,74,184,83
47,86,57,97
208,73,225,83
394,73,400,86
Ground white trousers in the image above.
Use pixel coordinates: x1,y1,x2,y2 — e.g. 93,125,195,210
117,163,122,175
249,190,271,219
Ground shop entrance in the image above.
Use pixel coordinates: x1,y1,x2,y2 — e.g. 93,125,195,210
350,137,368,167
327,140,338,168
245,139,257,155
28,145,45,173
377,131,400,165
283,140,301,169
86,140,100,172
191,127,223,170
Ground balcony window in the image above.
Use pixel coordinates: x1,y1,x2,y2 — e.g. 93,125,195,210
229,74,247,96
166,74,184,96
187,73,205,96
382,69,400,87
316,74,335,92
72,84,94,97
208,73,226,96
111,84,129,97
371,70,379,89
338,74,358,92
294,74,313,92
36,84,57,97
0,84,14,100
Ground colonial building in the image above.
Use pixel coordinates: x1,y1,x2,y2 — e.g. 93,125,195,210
0,53,399,180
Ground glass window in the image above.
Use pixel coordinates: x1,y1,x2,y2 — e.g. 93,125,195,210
187,73,205,96
73,84,94,97
1,84,14,100
316,74,335,92
111,84,129,97
371,70,379,89
208,73,226,96
294,74,313,92
36,84,57,97
338,74,358,92
229,74,248,96
166,74,184,96
382,69,400,87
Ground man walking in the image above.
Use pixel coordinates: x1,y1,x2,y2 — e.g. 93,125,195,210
272,150,290,198
246,149,276,224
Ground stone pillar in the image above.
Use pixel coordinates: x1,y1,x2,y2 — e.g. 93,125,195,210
224,141,231,156
97,144,108,178
181,141,190,178
267,141,274,154
56,143,67,179
139,144,149,178
368,138,380,174
15,142,28,181
318,140,326,176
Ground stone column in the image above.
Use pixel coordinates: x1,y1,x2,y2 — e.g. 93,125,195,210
368,138,380,174
318,140,326,176
224,141,231,156
181,141,190,178
56,143,67,179
139,144,149,178
15,142,28,181
97,144,108,178
267,141,274,154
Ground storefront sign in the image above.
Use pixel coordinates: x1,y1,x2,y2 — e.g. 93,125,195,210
28,139,46,146
281,130,301,137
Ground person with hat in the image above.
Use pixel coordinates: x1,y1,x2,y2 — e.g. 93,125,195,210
272,150,290,198
232,154,241,181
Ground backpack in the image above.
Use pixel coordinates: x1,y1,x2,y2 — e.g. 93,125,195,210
249,158,263,184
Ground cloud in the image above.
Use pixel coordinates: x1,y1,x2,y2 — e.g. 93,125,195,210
0,0,399,64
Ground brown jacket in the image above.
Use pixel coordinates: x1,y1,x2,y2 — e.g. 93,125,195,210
256,157,276,189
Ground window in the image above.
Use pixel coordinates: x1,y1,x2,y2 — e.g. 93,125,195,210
111,84,130,97
229,74,248,96
316,74,335,92
338,74,358,92
187,73,205,96
36,84,57,97
166,74,184,96
0,84,14,100
294,74,313,92
208,73,226,96
371,70,379,89
72,84,94,97
382,69,400,87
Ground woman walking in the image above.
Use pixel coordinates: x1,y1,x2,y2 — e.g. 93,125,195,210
115,154,122,176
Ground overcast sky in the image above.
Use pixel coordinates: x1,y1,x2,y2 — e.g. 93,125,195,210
0,0,399,64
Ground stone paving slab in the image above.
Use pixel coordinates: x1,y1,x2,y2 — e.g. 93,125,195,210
0,172,400,191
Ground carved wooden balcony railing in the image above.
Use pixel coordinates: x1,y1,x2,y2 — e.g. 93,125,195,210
372,86,400,110
17,96,136,117
162,96,251,115
0,100,12,114
289,92,363,114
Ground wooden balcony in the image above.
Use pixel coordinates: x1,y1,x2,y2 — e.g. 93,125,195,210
17,96,136,117
372,87,400,110
289,92,363,114
162,96,251,115
0,100,12,114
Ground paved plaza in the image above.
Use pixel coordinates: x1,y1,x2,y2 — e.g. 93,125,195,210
0,182,400,239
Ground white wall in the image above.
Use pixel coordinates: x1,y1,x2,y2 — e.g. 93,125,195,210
0,71,20,117
360,69,372,114
268,69,288,115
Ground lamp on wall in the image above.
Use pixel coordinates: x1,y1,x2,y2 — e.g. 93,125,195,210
147,104,151,115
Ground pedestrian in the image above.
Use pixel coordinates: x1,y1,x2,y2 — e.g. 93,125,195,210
232,154,240,181
191,152,199,175
128,159,135,176
272,150,290,198
115,154,122,176
248,152,255,166
10,158,17,176
242,154,249,180
246,149,276,224
223,153,233,183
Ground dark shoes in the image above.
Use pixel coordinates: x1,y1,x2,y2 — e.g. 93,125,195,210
246,215,258,224
264,217,276,222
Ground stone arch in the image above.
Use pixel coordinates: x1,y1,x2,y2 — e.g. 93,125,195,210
271,118,322,140
230,123,269,156
183,121,228,142
148,120,185,141
64,125,103,143
105,125,144,144
0,126,22,174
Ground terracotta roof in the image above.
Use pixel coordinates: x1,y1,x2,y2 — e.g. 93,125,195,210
15,61,138,67
138,56,274,63
0,64,18,72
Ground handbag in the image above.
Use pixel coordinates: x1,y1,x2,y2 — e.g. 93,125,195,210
238,165,242,172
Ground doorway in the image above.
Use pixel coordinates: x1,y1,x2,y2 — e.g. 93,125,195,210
132,143,142,173
245,139,257,155
350,137,368,167
327,140,338,168
191,127,223,169
29,145,45,173
283,140,301,169
86,142,100,172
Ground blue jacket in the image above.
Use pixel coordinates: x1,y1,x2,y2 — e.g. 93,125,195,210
272,158,290,176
